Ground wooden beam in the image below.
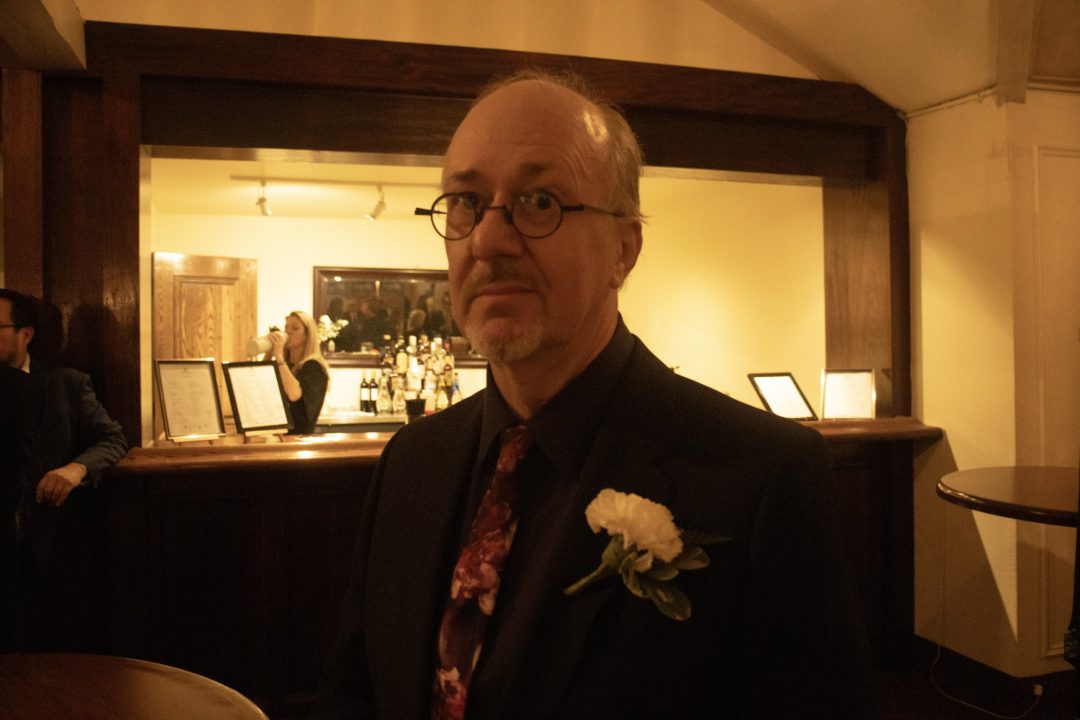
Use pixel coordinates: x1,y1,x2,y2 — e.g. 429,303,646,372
0,0,85,70
996,0,1035,104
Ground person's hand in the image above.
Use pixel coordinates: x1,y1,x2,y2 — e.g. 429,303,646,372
268,330,287,362
35,462,87,507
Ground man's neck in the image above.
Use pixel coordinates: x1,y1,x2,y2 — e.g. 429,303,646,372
488,317,617,420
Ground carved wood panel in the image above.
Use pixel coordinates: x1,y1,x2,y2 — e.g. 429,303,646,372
152,253,257,437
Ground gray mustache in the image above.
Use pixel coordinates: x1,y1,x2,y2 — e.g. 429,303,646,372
460,261,539,298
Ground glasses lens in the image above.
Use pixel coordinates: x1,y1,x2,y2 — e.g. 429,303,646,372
513,191,562,238
432,194,478,240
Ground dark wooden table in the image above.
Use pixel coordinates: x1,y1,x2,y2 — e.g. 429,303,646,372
937,465,1080,718
937,465,1078,527
0,653,268,720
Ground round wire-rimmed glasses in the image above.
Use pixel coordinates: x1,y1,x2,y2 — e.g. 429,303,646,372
414,189,622,241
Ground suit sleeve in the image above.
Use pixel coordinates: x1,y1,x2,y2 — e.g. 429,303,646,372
310,431,400,719
734,429,876,719
68,372,127,485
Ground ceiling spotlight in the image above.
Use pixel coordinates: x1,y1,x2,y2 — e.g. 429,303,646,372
364,186,386,221
256,180,272,216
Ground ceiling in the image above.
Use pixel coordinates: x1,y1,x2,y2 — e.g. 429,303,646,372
705,0,1080,114
149,149,444,220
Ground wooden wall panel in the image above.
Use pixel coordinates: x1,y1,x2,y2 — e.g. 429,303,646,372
103,454,373,718
2,68,43,295
823,181,895,417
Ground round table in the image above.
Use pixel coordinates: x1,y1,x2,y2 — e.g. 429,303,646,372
937,465,1080,718
0,653,268,720
936,465,1078,527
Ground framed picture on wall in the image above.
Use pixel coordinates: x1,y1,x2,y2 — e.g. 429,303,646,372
313,266,455,353
154,359,226,442
748,372,817,420
222,360,292,435
822,369,875,419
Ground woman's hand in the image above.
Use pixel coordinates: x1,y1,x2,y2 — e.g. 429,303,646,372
268,330,287,363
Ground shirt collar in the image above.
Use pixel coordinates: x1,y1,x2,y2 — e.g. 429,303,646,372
20,354,30,373
477,316,635,474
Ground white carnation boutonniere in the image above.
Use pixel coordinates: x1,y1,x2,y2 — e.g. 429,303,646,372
563,488,727,621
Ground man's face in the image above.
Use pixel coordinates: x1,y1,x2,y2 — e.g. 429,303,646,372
442,80,640,367
0,299,33,369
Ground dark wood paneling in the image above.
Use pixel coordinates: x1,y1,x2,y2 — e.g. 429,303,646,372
823,180,894,416
104,453,373,718
885,122,913,415
85,22,896,127
2,68,44,295
41,77,106,374
141,78,468,156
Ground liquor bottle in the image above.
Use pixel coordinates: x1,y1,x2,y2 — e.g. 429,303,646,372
434,374,450,411
364,371,375,413
375,371,392,415
359,371,370,413
451,372,463,405
391,375,406,415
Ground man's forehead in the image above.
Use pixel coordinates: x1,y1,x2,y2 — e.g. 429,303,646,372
0,299,10,322
444,82,607,187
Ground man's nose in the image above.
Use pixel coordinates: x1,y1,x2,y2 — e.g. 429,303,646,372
468,204,522,259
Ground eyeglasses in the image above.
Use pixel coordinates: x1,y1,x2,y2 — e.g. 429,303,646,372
0,324,19,330
414,190,622,241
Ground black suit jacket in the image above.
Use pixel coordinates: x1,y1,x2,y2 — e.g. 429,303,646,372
11,363,127,575
315,335,874,719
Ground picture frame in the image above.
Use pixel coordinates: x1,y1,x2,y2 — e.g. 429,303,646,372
748,372,817,420
822,369,876,419
154,359,226,442
221,360,293,435
313,266,455,353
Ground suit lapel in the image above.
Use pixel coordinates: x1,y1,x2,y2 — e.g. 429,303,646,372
497,343,682,717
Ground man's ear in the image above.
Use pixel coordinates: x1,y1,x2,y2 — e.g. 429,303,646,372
610,220,643,290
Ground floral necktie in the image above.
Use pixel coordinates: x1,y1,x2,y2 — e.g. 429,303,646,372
431,424,532,720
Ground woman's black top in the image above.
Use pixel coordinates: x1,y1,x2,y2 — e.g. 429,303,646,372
288,359,328,434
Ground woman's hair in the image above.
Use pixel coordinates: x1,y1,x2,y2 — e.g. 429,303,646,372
286,310,329,374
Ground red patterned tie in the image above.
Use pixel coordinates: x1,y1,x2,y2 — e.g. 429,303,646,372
431,424,531,720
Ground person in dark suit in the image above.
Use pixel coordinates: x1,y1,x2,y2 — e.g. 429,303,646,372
313,70,874,719
0,289,127,651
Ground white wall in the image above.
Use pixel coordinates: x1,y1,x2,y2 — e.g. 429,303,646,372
910,89,1080,677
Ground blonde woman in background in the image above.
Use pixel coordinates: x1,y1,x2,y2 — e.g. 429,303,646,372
267,310,329,434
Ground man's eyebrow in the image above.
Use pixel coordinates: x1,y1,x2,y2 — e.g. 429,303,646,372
444,169,481,186
443,163,552,188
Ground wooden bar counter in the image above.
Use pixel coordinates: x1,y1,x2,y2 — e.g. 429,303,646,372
94,417,939,717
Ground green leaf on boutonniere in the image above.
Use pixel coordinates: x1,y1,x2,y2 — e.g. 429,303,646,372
643,560,679,582
644,577,691,621
670,545,710,571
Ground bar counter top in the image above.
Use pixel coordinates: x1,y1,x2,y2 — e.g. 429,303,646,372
113,416,941,473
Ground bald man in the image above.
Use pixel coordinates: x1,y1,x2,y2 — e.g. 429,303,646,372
313,71,873,720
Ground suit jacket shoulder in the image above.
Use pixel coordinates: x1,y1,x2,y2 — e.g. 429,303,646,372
33,364,127,485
